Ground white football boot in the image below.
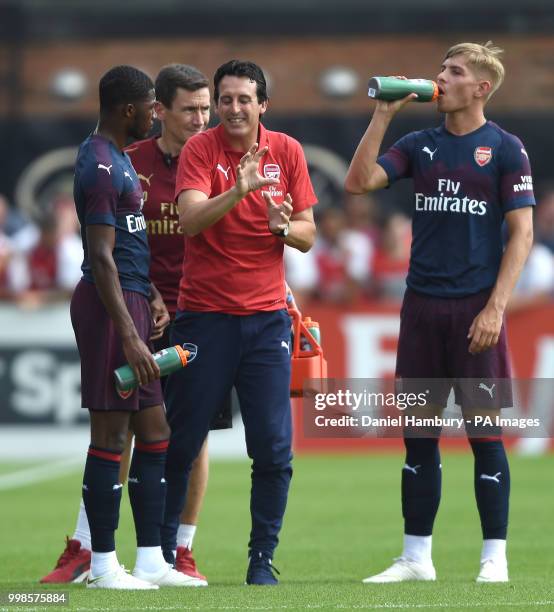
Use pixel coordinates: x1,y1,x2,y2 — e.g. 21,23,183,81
363,557,436,583
133,563,203,587
476,558,509,583
87,565,158,589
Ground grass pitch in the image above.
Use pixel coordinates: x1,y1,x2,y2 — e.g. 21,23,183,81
0,451,552,611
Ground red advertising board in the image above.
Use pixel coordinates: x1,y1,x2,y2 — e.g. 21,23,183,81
292,301,554,453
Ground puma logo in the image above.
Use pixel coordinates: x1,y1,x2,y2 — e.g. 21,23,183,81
403,463,421,475
123,171,133,181
97,163,112,175
422,147,437,160
138,173,154,187
281,340,290,354
480,472,501,484
217,163,231,180
478,382,495,398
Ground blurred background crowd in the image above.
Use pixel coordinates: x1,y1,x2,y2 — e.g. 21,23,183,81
2,183,554,311
1,0,553,314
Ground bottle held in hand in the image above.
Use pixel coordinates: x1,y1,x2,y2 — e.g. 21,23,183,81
368,77,439,102
114,344,197,397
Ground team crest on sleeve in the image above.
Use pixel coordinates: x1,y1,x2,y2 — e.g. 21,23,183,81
474,146,492,167
264,164,281,180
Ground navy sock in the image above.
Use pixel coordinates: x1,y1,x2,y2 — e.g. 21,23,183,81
128,439,169,548
402,437,442,536
470,439,510,539
82,446,122,552
161,465,191,564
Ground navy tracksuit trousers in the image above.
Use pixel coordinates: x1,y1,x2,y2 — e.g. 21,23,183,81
161,309,293,559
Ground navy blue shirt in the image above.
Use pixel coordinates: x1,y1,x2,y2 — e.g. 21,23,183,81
378,121,535,297
73,134,151,297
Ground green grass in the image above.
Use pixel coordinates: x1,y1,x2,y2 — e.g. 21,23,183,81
1,452,552,611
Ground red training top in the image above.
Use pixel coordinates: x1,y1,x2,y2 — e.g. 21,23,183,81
125,137,182,317
175,123,317,314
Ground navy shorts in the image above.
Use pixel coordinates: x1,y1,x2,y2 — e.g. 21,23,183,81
70,279,163,412
396,287,512,413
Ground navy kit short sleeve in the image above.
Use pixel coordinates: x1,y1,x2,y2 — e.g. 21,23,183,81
377,132,417,183
73,134,151,296
377,121,535,297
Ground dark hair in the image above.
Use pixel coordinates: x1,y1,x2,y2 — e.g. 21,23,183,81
99,65,154,112
213,60,268,104
155,64,209,108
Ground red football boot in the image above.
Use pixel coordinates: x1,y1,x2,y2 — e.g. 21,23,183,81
174,546,208,586
40,537,91,583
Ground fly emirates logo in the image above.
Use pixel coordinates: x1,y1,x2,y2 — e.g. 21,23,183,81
415,179,487,216
126,213,147,233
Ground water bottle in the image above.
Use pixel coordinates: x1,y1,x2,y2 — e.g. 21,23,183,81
301,317,321,351
367,77,438,102
114,344,196,396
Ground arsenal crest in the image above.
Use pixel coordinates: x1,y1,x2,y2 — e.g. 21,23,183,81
264,164,281,180
474,146,492,167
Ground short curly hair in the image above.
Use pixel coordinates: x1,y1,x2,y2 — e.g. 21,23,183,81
99,65,154,111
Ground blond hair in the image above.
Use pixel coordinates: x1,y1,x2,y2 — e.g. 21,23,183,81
444,41,505,98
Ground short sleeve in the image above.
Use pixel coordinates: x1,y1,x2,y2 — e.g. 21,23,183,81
175,135,212,200
288,138,317,214
377,132,416,185
79,155,121,227
498,134,536,213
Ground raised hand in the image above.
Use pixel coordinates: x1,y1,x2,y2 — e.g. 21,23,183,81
264,192,293,235
235,143,279,198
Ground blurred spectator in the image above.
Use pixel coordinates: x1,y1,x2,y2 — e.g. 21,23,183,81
370,213,411,301
16,193,83,308
0,195,26,300
343,193,379,243
312,206,372,304
0,221,15,300
284,245,318,310
506,240,554,313
0,193,31,237
0,193,40,254
534,184,554,253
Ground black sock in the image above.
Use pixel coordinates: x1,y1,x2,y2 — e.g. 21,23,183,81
470,438,510,539
82,446,122,552
402,437,442,536
128,439,169,548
